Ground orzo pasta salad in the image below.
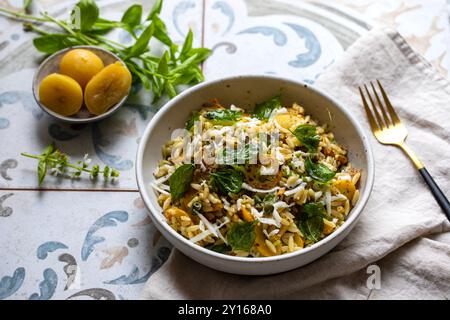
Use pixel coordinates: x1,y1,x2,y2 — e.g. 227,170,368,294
152,95,361,257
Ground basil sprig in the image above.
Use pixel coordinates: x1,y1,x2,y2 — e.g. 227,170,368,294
1,0,211,102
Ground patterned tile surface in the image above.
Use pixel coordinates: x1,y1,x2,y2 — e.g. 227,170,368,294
0,190,170,300
0,0,448,299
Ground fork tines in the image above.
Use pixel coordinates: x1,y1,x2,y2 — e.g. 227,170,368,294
358,80,401,132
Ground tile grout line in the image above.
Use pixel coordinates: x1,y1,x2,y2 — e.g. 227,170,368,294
0,187,140,193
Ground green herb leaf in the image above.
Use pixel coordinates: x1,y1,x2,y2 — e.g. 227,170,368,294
207,243,232,254
121,4,142,30
305,157,335,183
146,0,162,20
204,109,243,126
24,0,32,13
33,34,81,54
221,144,258,165
262,193,278,214
252,94,282,120
180,29,193,60
72,0,99,32
41,143,55,157
292,124,320,152
210,166,244,195
152,15,173,46
297,202,325,242
227,221,257,251
125,22,155,58
157,51,169,75
186,111,199,130
169,164,195,200
37,160,46,186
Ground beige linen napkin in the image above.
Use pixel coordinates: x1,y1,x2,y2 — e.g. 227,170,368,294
141,28,450,300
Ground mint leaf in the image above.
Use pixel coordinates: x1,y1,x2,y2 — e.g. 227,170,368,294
292,124,320,152
169,164,195,200
252,94,282,120
297,202,325,242
204,109,242,126
211,166,244,194
227,221,257,251
305,157,335,183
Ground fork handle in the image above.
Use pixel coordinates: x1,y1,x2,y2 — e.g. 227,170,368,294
418,167,450,221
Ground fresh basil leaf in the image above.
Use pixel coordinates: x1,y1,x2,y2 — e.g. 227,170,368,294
121,4,142,30
38,160,47,186
24,0,32,13
297,202,325,242
152,15,172,46
157,51,169,75
41,143,55,157
72,0,99,32
90,18,120,34
188,48,212,63
146,0,162,20
305,157,335,183
252,94,282,120
180,29,193,60
125,22,155,58
292,124,320,152
33,35,81,54
211,167,244,195
207,243,232,254
227,221,256,251
186,112,199,130
165,82,177,98
204,109,242,126
169,164,195,200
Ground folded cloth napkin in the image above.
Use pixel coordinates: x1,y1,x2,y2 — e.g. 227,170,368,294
141,28,450,300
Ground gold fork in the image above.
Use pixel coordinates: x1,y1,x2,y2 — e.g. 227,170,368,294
359,80,450,221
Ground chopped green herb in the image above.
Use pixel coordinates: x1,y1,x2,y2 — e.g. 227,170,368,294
227,221,257,251
305,157,335,183
169,164,195,200
252,94,282,120
291,124,320,152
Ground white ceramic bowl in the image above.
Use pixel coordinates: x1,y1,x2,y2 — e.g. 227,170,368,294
32,45,130,124
136,75,374,275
